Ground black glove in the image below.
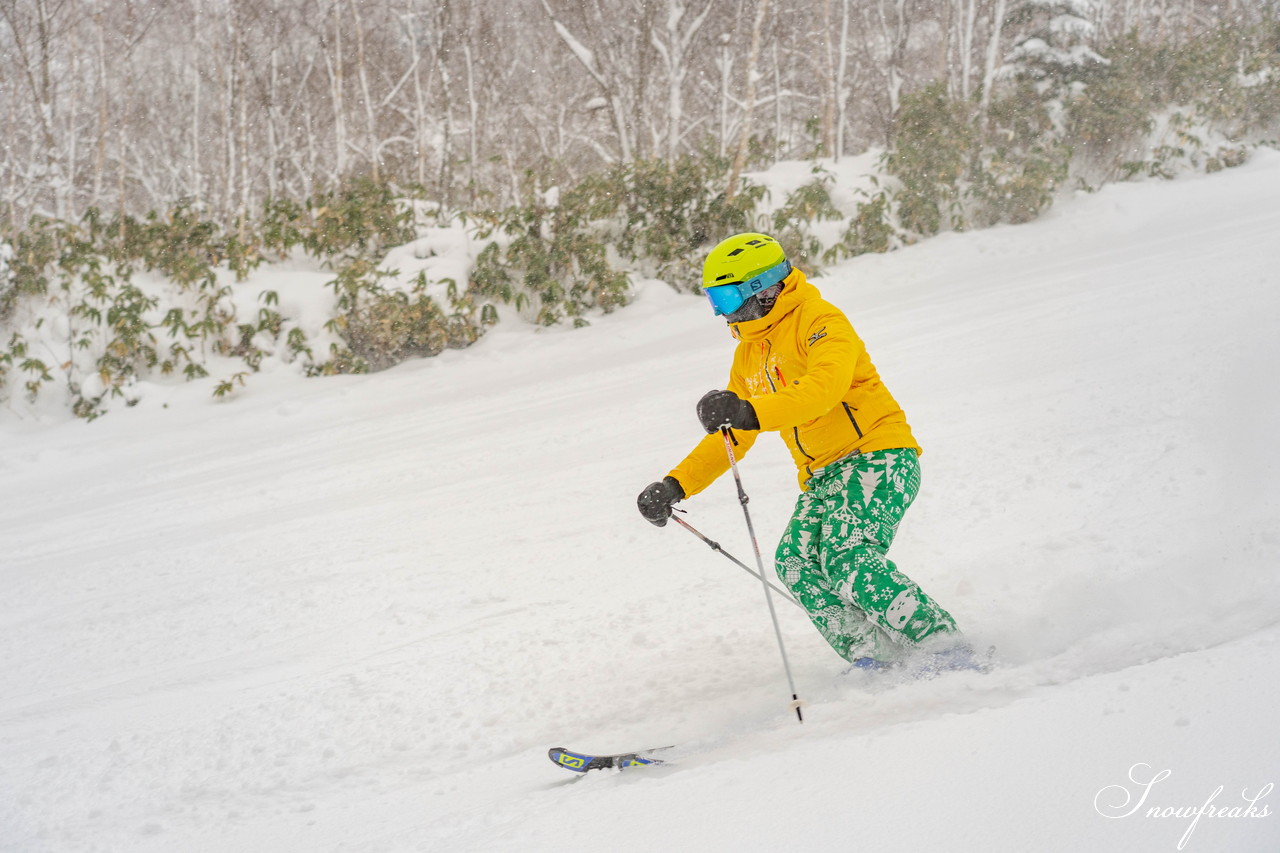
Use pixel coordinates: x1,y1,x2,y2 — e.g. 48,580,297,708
696,389,760,434
637,476,685,527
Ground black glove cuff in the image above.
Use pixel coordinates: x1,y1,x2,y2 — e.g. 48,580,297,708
662,476,685,501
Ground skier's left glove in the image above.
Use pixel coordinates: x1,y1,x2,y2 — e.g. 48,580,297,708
696,389,760,434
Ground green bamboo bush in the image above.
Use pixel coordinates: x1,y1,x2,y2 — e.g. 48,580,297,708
3,21,1277,421
771,168,843,270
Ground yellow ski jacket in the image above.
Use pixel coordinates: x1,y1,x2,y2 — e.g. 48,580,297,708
669,267,920,495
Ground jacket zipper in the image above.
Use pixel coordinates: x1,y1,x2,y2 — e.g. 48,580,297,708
793,427,815,465
758,337,816,468
760,339,815,468
842,402,863,438
761,341,777,392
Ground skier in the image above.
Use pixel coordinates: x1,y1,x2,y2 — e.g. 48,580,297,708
637,232,974,672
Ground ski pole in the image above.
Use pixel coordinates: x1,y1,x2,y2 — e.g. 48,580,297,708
670,513,802,610
720,427,804,724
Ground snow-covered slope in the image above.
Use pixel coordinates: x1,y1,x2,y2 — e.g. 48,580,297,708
3,153,1279,853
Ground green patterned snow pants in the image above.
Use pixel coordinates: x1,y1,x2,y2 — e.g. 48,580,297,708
774,448,958,663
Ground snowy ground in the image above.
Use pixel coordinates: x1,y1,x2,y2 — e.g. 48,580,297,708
3,152,1279,852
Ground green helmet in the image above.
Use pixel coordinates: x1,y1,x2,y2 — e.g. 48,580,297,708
701,233,791,317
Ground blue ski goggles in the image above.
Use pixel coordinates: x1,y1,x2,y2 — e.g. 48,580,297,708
703,259,792,317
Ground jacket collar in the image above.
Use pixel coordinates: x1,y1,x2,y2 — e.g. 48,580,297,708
728,267,816,341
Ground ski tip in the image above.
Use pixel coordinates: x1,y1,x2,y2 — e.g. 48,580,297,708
548,747,591,773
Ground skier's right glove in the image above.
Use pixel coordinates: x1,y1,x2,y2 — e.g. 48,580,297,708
696,389,759,434
637,476,685,527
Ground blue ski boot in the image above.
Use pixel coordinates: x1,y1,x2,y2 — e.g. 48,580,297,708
910,644,989,679
846,656,897,674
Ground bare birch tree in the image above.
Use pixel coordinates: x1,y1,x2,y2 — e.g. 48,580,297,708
0,0,1267,229
980,0,1009,114
726,0,770,199
652,0,716,161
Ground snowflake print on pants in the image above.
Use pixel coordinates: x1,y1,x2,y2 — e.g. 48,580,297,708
774,449,958,663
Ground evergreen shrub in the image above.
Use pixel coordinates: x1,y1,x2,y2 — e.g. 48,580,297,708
826,187,895,261
887,82,977,238
325,264,485,372
469,179,629,327
772,168,842,269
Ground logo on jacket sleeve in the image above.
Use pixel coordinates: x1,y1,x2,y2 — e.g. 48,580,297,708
807,327,828,347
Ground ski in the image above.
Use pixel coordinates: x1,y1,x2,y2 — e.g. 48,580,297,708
547,745,671,773
844,644,997,678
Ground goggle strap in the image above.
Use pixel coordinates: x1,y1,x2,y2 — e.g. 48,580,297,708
743,259,792,295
